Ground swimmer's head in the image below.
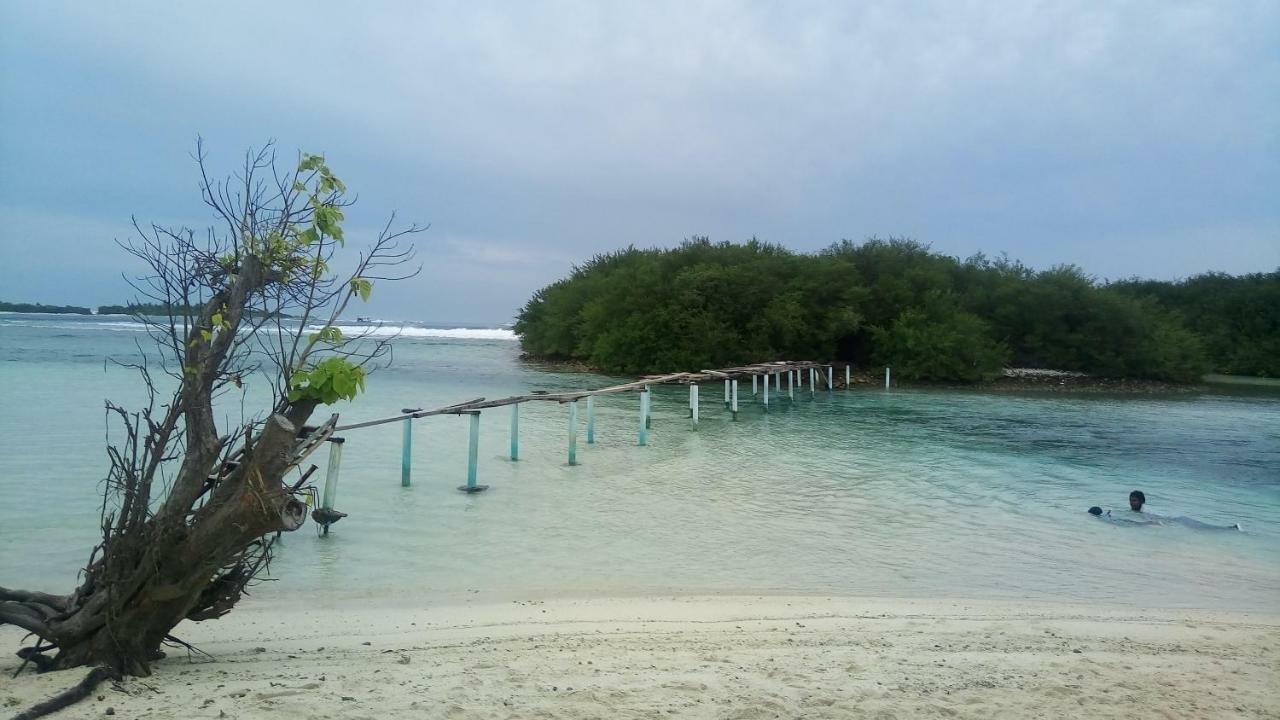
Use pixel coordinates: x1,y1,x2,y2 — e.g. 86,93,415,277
1088,506,1104,516
1129,490,1146,512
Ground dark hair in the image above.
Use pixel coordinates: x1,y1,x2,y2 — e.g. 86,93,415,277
1130,490,1146,503
1088,506,1104,516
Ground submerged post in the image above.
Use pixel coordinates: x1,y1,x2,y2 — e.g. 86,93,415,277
885,366,891,389
845,364,851,389
752,375,758,395
509,403,519,461
827,366,833,390
731,378,739,420
567,400,579,466
321,438,344,512
645,384,653,429
788,369,795,400
400,416,413,487
762,372,769,410
586,395,596,444
458,412,489,493
724,378,730,405
809,367,816,397
638,389,650,446
691,383,700,427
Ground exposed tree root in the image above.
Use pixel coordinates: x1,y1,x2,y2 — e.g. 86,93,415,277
9,666,120,720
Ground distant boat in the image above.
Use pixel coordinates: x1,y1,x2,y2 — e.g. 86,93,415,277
357,316,373,323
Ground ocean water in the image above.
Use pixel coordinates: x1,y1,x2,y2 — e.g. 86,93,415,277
1,313,1278,612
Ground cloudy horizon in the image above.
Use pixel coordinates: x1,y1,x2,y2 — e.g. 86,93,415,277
2,1,1276,324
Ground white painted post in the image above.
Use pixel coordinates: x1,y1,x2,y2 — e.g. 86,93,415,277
809,368,816,397
567,400,579,466
788,370,795,400
752,375,758,395
691,384,699,427
586,396,596,444
731,378,739,420
827,366,833,390
762,372,769,410
885,366,891,389
509,403,519,461
845,364,851,389
638,389,650,446
724,378,730,405
321,438,344,511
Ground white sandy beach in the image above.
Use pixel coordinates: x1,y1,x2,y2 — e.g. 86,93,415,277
3,595,1277,719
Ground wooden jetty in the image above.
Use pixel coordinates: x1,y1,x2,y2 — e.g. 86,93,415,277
310,360,868,532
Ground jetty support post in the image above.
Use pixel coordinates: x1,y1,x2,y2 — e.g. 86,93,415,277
752,375,757,395
567,400,579,466
691,383,699,427
458,411,489,493
509,403,519,461
762,372,769,411
827,366,833,391
645,384,653,429
400,413,413,487
885,366,891,389
586,395,596,444
638,388,650,446
731,378,739,420
845,364,851,389
723,378,730,405
809,368,816,397
788,370,794,400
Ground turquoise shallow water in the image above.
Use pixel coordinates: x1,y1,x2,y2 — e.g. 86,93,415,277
1,313,1278,612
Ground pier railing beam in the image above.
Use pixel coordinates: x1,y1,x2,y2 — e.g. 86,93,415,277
458,411,489,493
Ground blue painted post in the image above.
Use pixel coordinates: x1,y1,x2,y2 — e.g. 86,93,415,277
458,412,489,493
731,378,739,420
567,400,579,466
401,417,413,487
762,372,769,411
321,438,344,511
638,389,650,446
509,403,519,461
586,396,596,444
691,383,699,427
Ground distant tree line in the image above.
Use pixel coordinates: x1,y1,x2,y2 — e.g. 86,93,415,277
0,301,92,314
3,300,292,319
515,238,1279,382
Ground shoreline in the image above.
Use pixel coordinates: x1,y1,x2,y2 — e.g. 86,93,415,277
5,594,1277,718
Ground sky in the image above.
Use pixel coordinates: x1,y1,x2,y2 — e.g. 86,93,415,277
1,1,1277,324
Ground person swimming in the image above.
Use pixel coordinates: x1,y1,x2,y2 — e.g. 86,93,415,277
1090,493,1241,531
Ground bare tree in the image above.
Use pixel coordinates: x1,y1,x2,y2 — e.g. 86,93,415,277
1,142,420,713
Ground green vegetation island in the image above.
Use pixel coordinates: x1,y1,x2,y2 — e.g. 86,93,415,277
1,301,291,319
515,238,1279,383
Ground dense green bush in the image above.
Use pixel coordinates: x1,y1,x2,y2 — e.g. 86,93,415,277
515,237,1270,382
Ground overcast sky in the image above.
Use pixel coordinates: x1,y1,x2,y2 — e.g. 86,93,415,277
1,2,1276,324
